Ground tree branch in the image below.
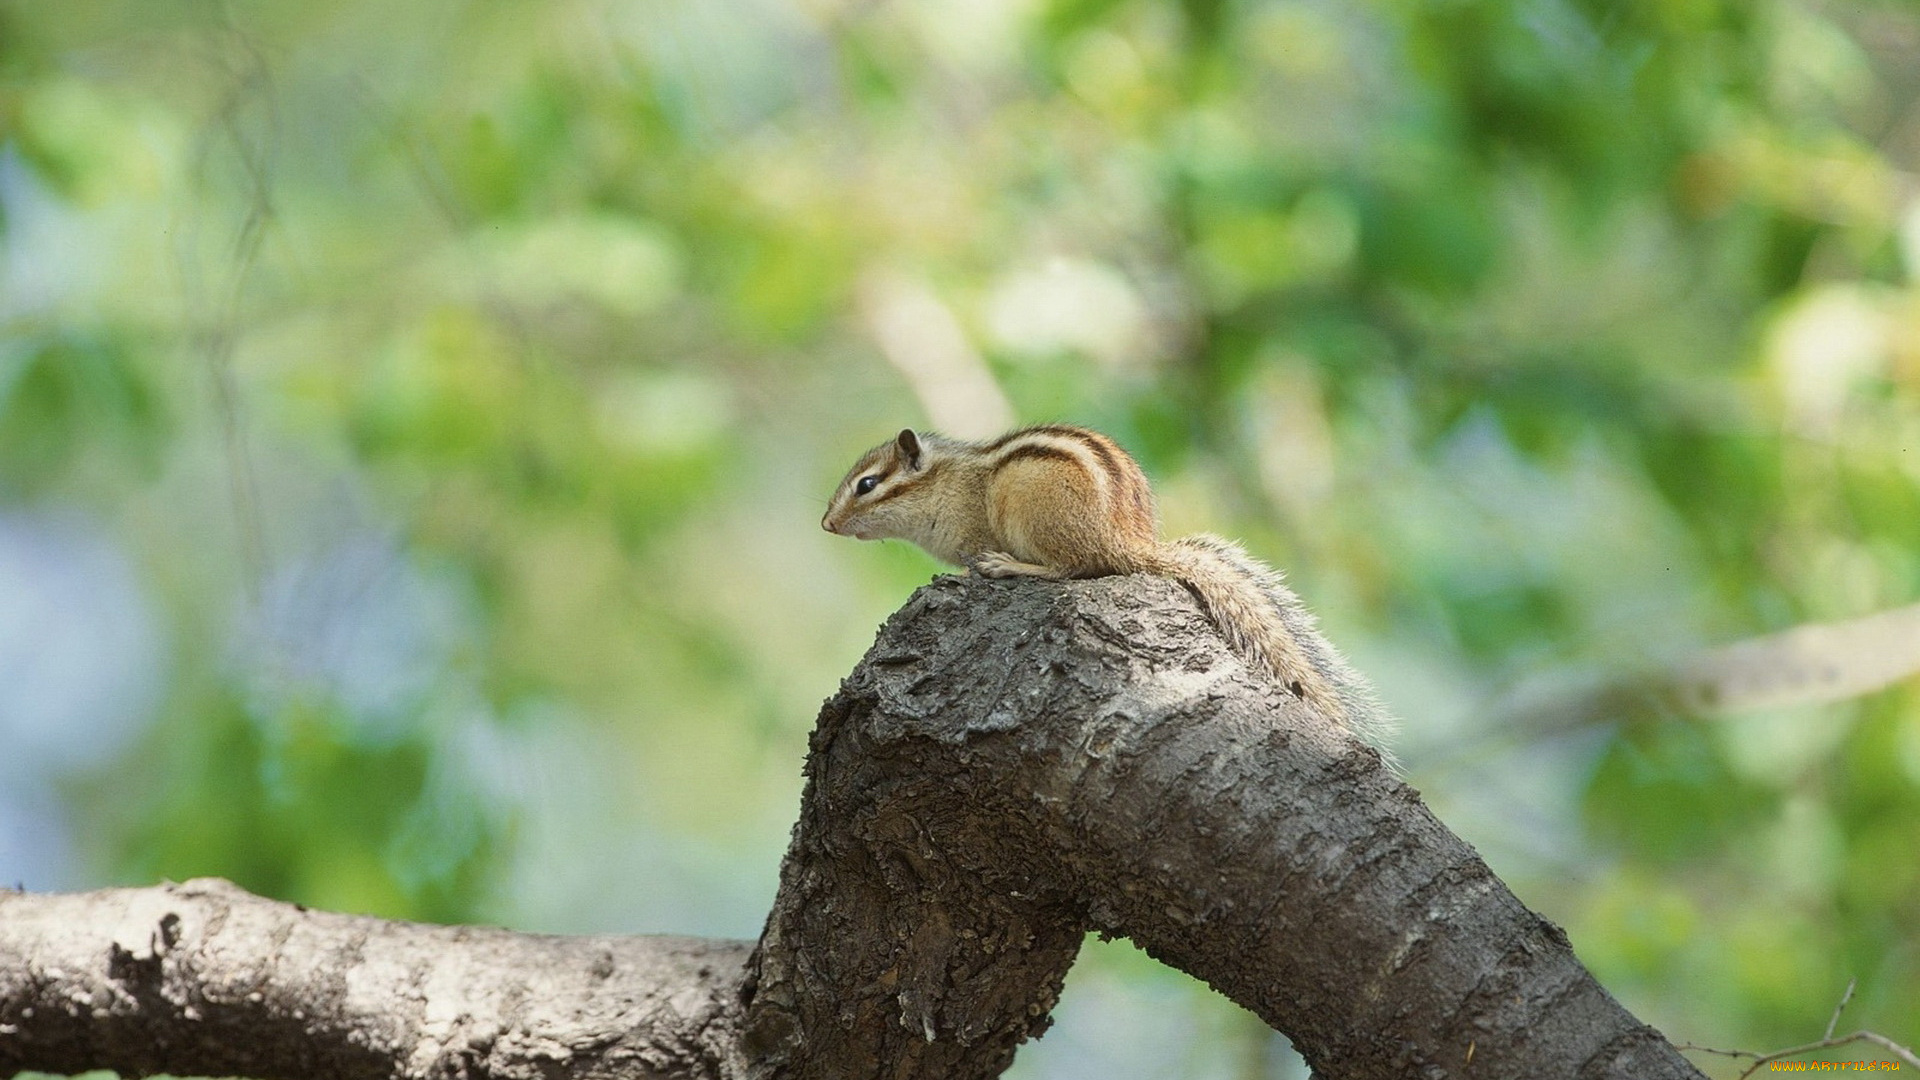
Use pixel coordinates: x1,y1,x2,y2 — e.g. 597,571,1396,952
738,574,1703,1079
1670,601,1920,713
0,878,751,1079
1678,978,1920,1077
3,573,1705,1079
1469,601,1920,750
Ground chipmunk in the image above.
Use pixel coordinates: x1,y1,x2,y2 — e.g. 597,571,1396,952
823,424,1392,751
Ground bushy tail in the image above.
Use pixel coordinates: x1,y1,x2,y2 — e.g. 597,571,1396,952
1134,534,1396,760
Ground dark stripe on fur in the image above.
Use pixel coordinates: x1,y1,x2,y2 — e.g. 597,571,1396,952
994,442,1081,468
1052,427,1150,518
987,424,1088,450
860,461,939,507
1073,432,1129,491
990,425,1151,518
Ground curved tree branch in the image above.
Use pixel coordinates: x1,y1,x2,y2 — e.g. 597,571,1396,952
3,573,1704,1079
740,574,1701,1079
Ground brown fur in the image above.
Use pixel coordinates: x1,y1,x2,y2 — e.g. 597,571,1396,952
823,425,1394,755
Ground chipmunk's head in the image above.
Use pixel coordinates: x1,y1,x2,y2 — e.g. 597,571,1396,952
822,428,938,543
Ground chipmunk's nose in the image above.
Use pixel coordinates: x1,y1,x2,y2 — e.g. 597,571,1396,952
822,512,840,535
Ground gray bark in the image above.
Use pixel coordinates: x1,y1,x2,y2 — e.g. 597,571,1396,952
1,573,1705,1080
0,878,750,1079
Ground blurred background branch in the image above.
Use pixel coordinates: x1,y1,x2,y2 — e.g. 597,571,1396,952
1672,601,1920,714
1437,600,1920,763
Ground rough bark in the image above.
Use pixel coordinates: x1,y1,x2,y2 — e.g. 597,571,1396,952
739,574,1700,1079
1,573,1706,1080
0,878,751,1079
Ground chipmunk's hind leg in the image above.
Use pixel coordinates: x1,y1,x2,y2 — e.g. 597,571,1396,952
970,551,1071,579
984,455,1128,579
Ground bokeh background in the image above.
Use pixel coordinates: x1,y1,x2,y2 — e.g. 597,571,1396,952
3,1,1918,1076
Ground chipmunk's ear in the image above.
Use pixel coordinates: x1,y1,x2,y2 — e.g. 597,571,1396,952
896,429,924,469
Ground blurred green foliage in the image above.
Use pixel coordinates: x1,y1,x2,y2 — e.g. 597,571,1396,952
2,0,1917,1075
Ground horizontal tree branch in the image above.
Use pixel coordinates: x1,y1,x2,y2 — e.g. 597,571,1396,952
0,878,751,1080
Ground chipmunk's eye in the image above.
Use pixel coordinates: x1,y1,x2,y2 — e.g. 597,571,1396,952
855,475,880,496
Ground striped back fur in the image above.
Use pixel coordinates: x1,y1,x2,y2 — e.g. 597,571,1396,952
1134,534,1397,763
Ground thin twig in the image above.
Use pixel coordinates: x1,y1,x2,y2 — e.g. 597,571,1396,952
1678,979,1919,1077
1824,977,1856,1041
